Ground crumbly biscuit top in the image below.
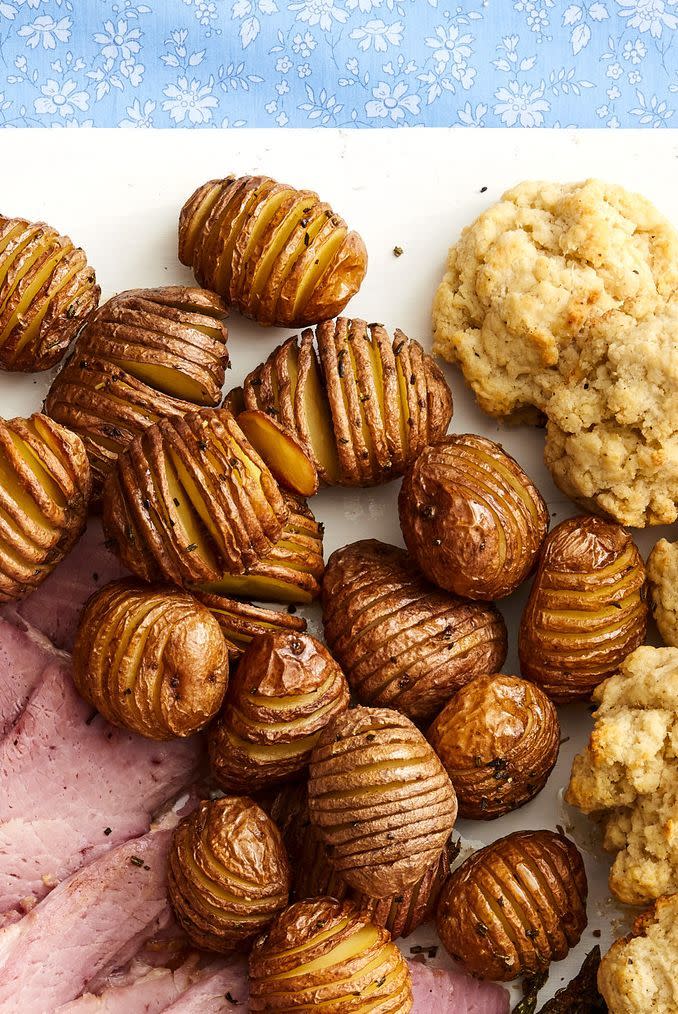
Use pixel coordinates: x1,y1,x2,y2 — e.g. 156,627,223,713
647,539,678,648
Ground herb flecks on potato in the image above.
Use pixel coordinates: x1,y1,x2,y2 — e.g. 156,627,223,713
519,515,648,702
0,413,90,602
239,318,453,488
178,174,367,327
73,578,229,740
436,830,588,981
0,215,99,372
322,539,507,723
248,897,412,1012
399,433,548,600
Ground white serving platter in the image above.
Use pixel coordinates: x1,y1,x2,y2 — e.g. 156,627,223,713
1,127,677,1007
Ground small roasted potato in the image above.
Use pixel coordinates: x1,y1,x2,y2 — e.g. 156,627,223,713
73,578,229,740
308,706,458,897
248,898,412,1012
195,590,307,659
399,434,549,600
239,318,453,487
168,796,291,953
198,494,324,604
519,515,648,701
236,409,319,498
102,408,288,588
208,631,349,792
0,413,90,602
436,830,588,981
0,215,99,371
427,673,560,819
178,175,367,327
322,540,507,723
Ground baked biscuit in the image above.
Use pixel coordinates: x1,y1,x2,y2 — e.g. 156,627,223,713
647,538,678,647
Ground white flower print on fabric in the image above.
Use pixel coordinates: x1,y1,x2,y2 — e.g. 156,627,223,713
18,15,71,49
617,0,678,37
34,78,88,117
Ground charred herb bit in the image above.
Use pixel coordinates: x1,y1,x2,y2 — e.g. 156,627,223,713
337,349,347,377
186,543,198,553
173,497,180,507
286,604,297,614
225,992,240,1006
475,922,489,937
393,245,404,257
394,339,406,356
130,856,144,868
513,971,547,1014
537,947,606,1013
480,186,488,193
103,827,112,836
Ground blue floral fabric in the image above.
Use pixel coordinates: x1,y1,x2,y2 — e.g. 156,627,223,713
0,0,675,128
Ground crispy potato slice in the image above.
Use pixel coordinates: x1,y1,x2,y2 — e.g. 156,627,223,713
195,590,306,658
237,409,319,497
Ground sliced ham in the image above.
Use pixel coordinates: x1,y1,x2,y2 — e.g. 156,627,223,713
0,830,173,1013
11,519,128,651
162,960,248,1012
408,960,510,1014
0,653,201,913
0,613,65,740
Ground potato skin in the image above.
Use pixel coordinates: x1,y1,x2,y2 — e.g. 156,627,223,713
322,540,507,723
178,175,367,327
248,898,412,1012
240,319,453,488
308,706,457,898
208,631,349,792
519,515,648,702
399,434,549,600
0,413,91,602
168,796,291,953
73,578,229,740
195,590,307,659
436,830,588,981
0,215,99,372
101,407,288,587
428,673,560,819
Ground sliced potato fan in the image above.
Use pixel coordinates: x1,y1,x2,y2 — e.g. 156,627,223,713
237,317,453,487
0,413,90,602
237,409,319,497
195,590,307,659
0,215,99,372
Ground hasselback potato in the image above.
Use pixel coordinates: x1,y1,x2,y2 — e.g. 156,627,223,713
237,409,319,498
428,673,560,819
0,413,90,602
519,515,648,701
102,407,288,587
436,830,588,980
196,590,307,659
308,706,457,897
248,898,412,1012
399,434,548,600
322,540,507,722
0,215,99,371
45,286,229,495
168,796,290,953
209,631,349,792
238,318,453,487
73,578,229,740
178,174,367,327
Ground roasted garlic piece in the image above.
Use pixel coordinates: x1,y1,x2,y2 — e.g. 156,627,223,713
0,215,99,371
178,174,367,327
73,579,229,740
308,706,457,897
208,631,349,792
195,590,307,659
248,898,412,1012
519,515,648,701
168,796,290,953
436,830,588,980
0,413,90,602
428,673,560,819
399,434,548,600
322,539,507,722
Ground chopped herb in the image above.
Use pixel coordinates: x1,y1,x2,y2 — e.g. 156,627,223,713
526,928,539,939
225,992,240,1005
304,232,310,247
103,827,112,836
420,504,436,519
393,245,403,257
130,856,144,867
480,186,488,193
186,543,198,552
173,497,180,507
475,922,488,937
287,604,297,614
394,340,406,355
198,440,207,451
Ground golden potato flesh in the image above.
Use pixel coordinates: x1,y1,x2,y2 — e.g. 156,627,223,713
322,540,507,723
236,409,319,497
436,830,588,981
428,673,560,819
209,631,349,793
240,318,453,488
178,175,367,327
73,578,229,740
102,408,288,588
248,898,412,1012
168,796,291,953
399,434,549,600
197,494,324,605
519,515,648,702
0,215,99,371
307,706,458,898
195,590,307,659
0,413,90,602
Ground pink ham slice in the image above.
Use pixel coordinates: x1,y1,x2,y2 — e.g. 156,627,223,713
0,830,173,1013
408,960,510,1013
162,960,248,1013
0,645,201,914
0,614,64,739
10,519,128,651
